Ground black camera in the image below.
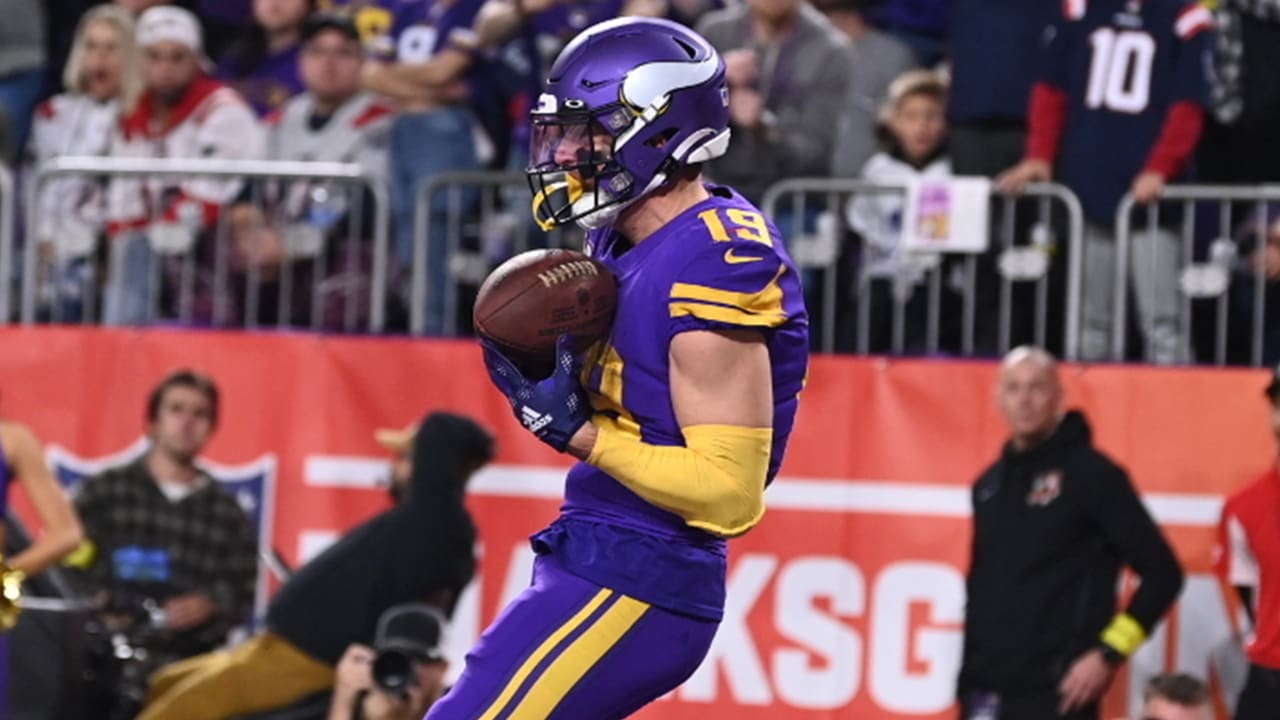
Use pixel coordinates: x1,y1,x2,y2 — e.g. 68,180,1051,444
369,603,448,698
371,648,417,696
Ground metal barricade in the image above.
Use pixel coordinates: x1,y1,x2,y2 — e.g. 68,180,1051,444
1113,185,1280,366
0,163,14,324
761,179,1084,358
411,170,582,336
25,157,391,332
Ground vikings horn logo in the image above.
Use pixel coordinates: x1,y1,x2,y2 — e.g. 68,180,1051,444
619,53,720,114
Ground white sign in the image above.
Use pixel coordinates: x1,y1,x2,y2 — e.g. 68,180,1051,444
901,177,993,254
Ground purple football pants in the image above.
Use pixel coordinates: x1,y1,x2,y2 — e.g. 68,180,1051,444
424,555,717,719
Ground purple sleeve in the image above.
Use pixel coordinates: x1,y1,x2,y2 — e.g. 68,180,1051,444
668,240,792,337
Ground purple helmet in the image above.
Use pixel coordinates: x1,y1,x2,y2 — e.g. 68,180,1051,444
527,17,730,231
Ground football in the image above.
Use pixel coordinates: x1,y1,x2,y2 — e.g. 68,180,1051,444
473,248,619,376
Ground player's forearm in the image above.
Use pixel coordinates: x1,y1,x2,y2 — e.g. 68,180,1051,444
1025,82,1068,164
362,63,434,104
393,49,472,91
566,422,599,460
7,526,82,577
584,419,771,538
1143,100,1204,179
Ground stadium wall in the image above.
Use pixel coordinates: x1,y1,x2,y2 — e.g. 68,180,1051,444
0,327,1264,719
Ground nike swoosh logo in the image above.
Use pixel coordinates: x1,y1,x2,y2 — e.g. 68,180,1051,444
724,248,764,265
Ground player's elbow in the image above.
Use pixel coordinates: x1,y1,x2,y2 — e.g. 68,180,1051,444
678,424,772,537
682,475,766,538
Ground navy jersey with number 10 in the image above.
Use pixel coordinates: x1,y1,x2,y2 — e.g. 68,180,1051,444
1045,0,1213,223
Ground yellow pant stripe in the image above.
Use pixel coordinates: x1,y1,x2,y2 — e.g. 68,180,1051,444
506,595,650,719
476,588,613,720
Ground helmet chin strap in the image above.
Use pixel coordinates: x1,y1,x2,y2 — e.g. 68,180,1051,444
574,171,669,231
530,172,586,232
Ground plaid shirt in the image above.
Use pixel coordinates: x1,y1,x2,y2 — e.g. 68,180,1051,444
73,458,259,646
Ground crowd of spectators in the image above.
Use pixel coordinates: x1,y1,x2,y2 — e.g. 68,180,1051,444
4,0,1280,364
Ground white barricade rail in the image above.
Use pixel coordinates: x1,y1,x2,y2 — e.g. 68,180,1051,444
410,170,584,337
0,163,15,324
25,157,391,333
1114,185,1280,366
761,179,1084,359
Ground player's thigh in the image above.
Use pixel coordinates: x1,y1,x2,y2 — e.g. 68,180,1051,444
538,602,717,720
425,557,614,719
426,558,716,720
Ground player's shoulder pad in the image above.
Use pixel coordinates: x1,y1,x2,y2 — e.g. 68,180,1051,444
1174,1,1214,39
669,237,791,330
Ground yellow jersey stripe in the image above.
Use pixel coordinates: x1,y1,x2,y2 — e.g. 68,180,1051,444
669,301,787,328
668,265,787,318
476,588,614,720
505,595,650,719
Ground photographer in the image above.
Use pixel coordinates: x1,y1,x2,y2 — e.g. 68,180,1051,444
140,412,493,720
328,604,450,720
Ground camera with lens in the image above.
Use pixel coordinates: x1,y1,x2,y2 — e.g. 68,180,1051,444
369,603,447,698
371,647,418,697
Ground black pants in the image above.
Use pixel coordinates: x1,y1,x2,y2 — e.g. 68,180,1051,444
949,121,1027,178
946,120,1067,357
960,691,1098,720
1236,663,1280,720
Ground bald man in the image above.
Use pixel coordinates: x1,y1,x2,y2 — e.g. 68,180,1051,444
957,346,1184,720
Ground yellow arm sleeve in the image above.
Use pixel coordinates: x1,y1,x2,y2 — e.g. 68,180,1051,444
586,421,772,538
1099,612,1147,657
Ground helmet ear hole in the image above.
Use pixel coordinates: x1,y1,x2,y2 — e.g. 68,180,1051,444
645,128,679,149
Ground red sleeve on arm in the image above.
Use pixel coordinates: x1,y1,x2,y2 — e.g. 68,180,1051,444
1026,82,1069,164
159,193,222,227
1144,100,1205,178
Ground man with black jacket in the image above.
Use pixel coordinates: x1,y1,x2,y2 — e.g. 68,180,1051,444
138,412,494,720
959,346,1184,720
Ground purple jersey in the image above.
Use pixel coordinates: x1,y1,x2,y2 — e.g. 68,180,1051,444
534,186,810,621
216,44,304,118
1045,0,1213,222
322,0,483,63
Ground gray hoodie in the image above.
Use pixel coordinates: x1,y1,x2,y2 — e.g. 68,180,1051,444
697,3,855,203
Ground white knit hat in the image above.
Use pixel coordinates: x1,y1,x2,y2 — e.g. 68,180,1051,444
136,6,213,70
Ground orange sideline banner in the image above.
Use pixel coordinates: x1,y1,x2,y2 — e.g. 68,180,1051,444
0,326,1270,719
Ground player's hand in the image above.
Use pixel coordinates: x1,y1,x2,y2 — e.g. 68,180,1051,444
723,49,758,88
729,88,764,131
1251,242,1280,280
163,593,216,631
995,158,1052,196
1132,171,1166,204
1056,648,1117,715
334,643,375,693
481,335,591,453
